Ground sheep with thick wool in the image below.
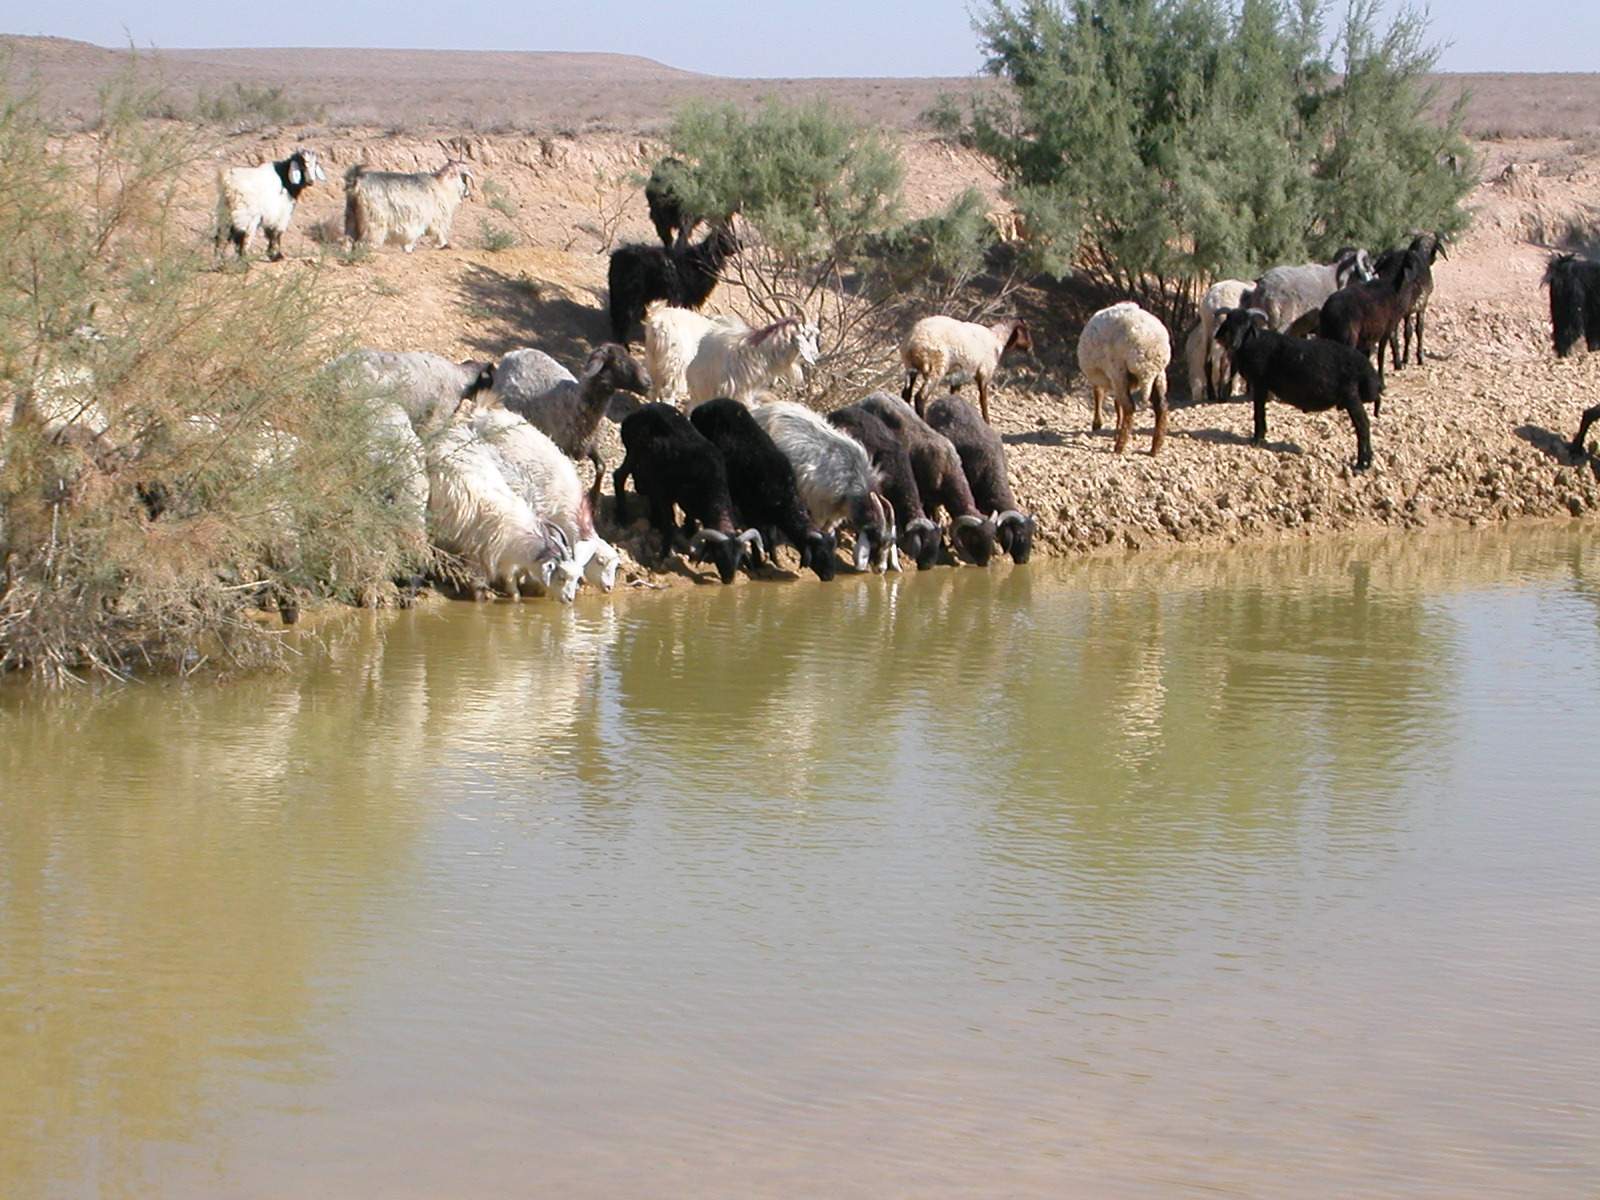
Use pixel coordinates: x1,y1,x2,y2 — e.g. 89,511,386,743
345,158,473,253
1077,301,1173,456
216,148,325,261
900,316,1031,423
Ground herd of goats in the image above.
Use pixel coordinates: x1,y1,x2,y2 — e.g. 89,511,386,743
197,145,1600,604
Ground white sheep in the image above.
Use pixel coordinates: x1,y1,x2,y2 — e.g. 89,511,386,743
899,315,1032,423
1197,279,1252,402
215,148,325,261
425,422,569,597
366,400,429,551
684,316,819,407
344,158,473,253
1077,301,1172,456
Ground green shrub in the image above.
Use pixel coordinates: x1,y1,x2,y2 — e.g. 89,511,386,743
478,218,519,252
937,0,1474,324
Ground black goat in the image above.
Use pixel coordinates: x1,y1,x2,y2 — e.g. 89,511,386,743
1214,308,1379,471
613,403,761,583
645,157,694,248
1373,233,1446,366
925,394,1035,564
607,223,738,344
689,398,837,581
828,402,940,569
1318,247,1422,387
1545,253,1600,359
858,392,998,565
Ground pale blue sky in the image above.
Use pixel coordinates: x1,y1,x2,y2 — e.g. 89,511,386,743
2,1,1596,77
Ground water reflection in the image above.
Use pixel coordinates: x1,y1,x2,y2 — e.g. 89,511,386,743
2,526,1597,1198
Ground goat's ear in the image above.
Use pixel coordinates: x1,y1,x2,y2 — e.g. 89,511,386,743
288,162,303,186
1247,308,1269,331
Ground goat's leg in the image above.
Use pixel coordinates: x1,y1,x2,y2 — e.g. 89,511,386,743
1346,394,1373,470
1569,403,1600,457
977,375,991,425
1414,313,1426,365
265,228,283,262
1250,385,1269,446
901,370,920,406
1091,386,1104,432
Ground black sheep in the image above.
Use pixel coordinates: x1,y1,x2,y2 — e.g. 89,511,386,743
645,157,694,248
827,402,940,569
612,403,761,584
607,223,738,344
924,394,1035,564
1373,233,1446,366
858,392,998,565
1545,253,1600,359
1214,308,1379,471
689,398,838,581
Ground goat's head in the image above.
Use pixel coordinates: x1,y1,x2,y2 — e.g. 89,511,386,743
688,528,763,584
574,535,622,592
799,528,839,582
1215,307,1269,354
995,509,1036,564
589,344,652,396
901,516,942,570
851,493,896,573
459,359,496,406
1332,246,1375,286
290,149,326,188
951,513,998,566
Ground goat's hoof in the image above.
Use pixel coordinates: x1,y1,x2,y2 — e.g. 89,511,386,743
1569,442,1587,461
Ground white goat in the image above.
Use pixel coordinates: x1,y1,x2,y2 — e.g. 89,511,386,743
684,316,819,407
1077,301,1172,456
216,148,325,261
642,303,728,405
340,349,495,432
344,159,473,252
367,400,429,551
426,423,569,597
1249,248,1375,333
900,315,1032,423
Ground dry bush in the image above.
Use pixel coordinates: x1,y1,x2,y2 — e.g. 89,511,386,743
0,68,425,683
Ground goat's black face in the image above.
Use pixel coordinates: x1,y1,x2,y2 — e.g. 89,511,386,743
461,360,495,398
998,513,1036,564
952,518,997,567
692,537,744,584
801,530,838,581
1215,308,1260,354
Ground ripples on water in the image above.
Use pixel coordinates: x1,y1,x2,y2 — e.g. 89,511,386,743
2,528,1598,1198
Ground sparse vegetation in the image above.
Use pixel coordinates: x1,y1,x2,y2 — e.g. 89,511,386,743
478,218,520,252
0,71,423,682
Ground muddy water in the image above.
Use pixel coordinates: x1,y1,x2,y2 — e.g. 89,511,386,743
3,527,1598,1199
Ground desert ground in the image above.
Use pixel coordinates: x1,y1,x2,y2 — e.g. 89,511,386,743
10,36,1600,584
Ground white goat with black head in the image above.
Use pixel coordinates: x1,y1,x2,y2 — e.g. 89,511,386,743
344,151,473,252
216,148,326,261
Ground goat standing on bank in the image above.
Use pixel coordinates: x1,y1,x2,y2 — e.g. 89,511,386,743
1214,307,1379,470
216,148,326,261
1545,253,1600,358
925,394,1035,564
345,155,473,252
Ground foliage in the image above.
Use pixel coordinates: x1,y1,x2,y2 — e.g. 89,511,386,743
477,217,519,252
935,0,1474,325
0,70,425,682
657,99,1009,399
